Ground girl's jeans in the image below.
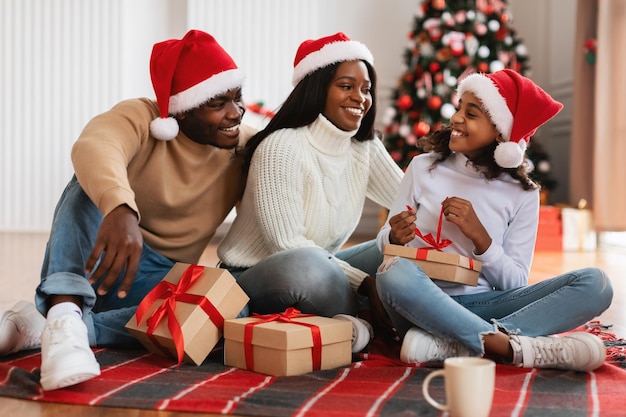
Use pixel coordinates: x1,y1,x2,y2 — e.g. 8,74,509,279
376,257,613,355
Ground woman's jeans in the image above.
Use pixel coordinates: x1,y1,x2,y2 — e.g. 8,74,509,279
35,176,175,347
227,240,383,317
376,257,613,355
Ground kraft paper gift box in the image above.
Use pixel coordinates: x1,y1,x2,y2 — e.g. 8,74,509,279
383,244,482,286
125,263,249,366
223,308,352,376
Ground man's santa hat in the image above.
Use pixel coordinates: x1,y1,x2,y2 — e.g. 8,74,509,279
149,30,245,140
457,69,563,168
292,32,374,86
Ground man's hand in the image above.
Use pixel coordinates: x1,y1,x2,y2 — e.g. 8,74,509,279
86,204,143,298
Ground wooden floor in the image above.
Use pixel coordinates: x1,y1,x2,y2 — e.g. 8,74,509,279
1,231,625,417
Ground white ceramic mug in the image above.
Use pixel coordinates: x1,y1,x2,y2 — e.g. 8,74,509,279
422,357,495,417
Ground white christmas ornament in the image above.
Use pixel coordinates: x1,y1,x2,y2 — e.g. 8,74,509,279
399,124,411,137
478,45,491,58
488,20,501,32
489,60,505,73
441,103,456,119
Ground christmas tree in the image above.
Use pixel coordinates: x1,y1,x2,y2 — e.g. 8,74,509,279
381,0,557,192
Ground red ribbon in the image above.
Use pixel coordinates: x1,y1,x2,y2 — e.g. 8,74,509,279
243,307,322,372
135,264,225,366
412,204,451,251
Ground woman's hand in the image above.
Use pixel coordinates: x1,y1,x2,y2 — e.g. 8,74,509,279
358,276,400,344
441,197,491,254
388,207,417,245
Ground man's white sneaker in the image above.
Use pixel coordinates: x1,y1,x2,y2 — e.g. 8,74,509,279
40,314,101,391
510,332,606,372
0,300,45,356
400,327,470,364
333,314,374,353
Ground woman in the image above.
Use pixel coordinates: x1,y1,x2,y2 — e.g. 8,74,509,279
218,33,403,351
375,69,613,371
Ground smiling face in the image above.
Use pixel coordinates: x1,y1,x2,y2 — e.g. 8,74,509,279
322,60,372,132
449,92,501,159
176,88,246,148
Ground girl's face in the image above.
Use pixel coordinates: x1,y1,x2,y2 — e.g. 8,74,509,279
323,60,372,132
449,92,500,159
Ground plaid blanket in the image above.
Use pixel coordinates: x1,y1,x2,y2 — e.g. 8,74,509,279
1,323,625,417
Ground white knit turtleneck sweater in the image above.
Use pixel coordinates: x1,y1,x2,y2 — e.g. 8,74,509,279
218,114,403,291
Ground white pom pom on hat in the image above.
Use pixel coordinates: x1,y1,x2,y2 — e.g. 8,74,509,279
292,32,374,86
149,30,245,140
457,69,563,168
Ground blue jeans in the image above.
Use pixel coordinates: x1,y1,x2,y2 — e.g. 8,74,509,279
35,176,175,347
226,240,382,317
376,257,613,355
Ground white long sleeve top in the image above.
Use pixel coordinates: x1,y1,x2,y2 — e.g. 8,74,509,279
218,114,404,291
376,152,539,295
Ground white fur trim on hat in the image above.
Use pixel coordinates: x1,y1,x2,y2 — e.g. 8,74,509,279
169,68,245,114
457,73,513,141
292,41,374,86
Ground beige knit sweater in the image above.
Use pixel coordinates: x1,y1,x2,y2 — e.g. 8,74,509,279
71,98,254,264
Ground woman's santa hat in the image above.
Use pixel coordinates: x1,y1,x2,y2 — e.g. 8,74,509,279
457,69,563,168
292,32,374,86
149,30,245,140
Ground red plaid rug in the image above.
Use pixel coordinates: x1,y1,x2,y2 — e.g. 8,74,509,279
1,322,625,417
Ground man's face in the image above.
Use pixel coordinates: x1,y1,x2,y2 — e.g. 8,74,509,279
177,88,246,148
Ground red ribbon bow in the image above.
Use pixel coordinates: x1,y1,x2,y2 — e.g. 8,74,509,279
243,307,322,372
135,264,225,366
409,204,452,251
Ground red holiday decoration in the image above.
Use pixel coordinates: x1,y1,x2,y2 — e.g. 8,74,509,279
427,96,442,110
397,94,413,110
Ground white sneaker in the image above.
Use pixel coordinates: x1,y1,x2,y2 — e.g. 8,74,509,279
333,314,374,353
400,327,470,363
0,300,45,356
39,314,101,391
510,332,606,371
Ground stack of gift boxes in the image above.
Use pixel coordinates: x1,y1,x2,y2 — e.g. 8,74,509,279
536,200,597,252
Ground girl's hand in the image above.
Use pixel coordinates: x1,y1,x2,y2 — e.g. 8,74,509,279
388,207,417,245
441,197,492,254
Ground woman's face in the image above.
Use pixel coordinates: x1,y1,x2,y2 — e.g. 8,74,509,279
323,60,372,132
449,92,500,159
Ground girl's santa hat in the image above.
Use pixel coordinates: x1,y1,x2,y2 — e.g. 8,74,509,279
149,30,245,140
292,32,374,86
457,69,563,168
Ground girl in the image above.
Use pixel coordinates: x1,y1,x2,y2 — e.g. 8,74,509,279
218,33,403,351
375,69,613,371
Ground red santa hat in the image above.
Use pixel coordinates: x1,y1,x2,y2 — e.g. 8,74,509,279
149,30,245,140
292,32,374,86
457,69,563,168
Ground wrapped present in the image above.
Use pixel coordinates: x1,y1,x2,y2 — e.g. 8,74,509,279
535,205,562,251
125,263,249,366
561,200,596,251
223,308,352,376
388,203,481,286
384,244,481,286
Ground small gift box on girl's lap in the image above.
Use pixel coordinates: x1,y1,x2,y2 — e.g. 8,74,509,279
383,244,482,286
223,308,352,376
125,263,249,366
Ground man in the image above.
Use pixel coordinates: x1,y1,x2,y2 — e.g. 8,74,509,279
0,29,254,391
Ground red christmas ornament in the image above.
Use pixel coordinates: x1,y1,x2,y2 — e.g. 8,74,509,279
413,121,431,137
434,72,444,84
397,94,413,110
478,62,489,72
409,110,421,120
429,62,441,73
458,55,469,67
403,73,414,83
427,96,442,110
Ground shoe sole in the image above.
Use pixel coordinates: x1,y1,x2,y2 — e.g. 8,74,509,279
566,332,606,371
0,301,40,356
333,314,372,353
40,362,101,391
400,327,420,363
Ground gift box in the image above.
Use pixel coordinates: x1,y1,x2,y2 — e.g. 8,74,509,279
535,205,562,251
561,205,596,251
383,244,482,286
125,263,249,366
223,308,352,376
